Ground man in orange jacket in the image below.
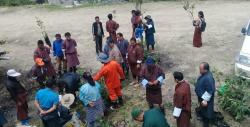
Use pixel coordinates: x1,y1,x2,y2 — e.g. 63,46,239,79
93,53,125,110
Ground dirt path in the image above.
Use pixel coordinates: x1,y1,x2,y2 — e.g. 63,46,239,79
1,0,250,126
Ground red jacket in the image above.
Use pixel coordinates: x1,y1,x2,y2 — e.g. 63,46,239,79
93,61,125,88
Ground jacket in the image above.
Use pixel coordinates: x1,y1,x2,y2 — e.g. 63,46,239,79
92,22,104,36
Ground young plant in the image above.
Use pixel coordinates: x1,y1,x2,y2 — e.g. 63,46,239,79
183,0,196,20
35,17,52,47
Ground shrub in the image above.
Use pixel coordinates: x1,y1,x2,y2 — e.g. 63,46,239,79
0,0,34,6
218,76,250,121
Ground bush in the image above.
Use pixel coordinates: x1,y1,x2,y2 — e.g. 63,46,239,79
218,76,250,121
0,0,34,6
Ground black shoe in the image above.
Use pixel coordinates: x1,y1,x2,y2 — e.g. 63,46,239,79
118,96,123,106
110,102,119,111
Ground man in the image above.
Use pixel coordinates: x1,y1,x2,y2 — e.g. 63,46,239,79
127,37,144,84
53,34,67,75
5,69,29,126
131,107,170,127
31,58,47,88
106,14,119,43
108,40,123,64
57,72,80,96
92,16,104,54
34,79,61,127
140,57,165,113
103,37,112,56
144,15,156,51
116,33,129,77
34,40,56,78
93,53,125,110
195,62,215,127
172,72,191,127
62,32,80,73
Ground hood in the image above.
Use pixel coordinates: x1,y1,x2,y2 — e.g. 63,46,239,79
241,36,250,56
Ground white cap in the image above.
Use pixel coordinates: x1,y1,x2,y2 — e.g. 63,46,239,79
7,69,21,77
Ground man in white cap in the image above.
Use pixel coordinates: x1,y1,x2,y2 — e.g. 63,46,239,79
5,69,30,126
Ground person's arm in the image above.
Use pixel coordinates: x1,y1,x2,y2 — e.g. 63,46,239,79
53,42,56,56
201,78,214,102
117,62,125,80
92,23,95,36
173,92,184,118
140,66,149,88
34,100,43,112
44,105,57,114
93,67,105,81
136,45,144,64
100,23,104,37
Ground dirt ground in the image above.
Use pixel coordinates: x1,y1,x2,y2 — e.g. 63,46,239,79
1,0,250,127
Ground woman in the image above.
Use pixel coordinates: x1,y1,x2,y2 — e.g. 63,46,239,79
193,11,205,48
144,15,156,51
127,37,144,85
140,57,165,114
79,72,104,127
62,32,80,72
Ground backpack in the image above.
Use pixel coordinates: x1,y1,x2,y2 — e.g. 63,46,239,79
200,19,206,32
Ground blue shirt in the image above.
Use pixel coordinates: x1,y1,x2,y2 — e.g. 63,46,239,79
35,88,59,110
53,39,64,57
79,81,101,106
135,26,144,39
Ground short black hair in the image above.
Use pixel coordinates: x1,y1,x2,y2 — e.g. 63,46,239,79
130,37,136,42
198,11,204,18
117,33,123,37
131,10,136,13
173,71,184,81
46,78,55,88
95,16,99,19
37,40,44,45
201,62,210,71
55,34,61,37
108,14,113,20
65,32,71,37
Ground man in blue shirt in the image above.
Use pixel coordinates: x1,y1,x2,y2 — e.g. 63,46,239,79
195,62,215,127
34,78,61,127
53,34,67,75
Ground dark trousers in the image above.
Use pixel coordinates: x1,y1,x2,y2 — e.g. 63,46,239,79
147,44,154,50
42,117,61,127
202,117,210,127
95,35,103,53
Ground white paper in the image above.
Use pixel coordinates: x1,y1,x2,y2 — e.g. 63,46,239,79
157,76,164,84
137,60,142,64
173,107,182,117
147,25,153,29
201,91,212,101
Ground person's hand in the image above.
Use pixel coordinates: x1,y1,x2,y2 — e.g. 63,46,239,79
201,100,208,107
89,102,94,107
148,82,154,86
153,80,159,85
136,64,140,69
39,110,47,116
17,102,22,106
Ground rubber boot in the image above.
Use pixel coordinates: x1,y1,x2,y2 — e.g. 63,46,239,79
118,96,123,106
110,101,119,110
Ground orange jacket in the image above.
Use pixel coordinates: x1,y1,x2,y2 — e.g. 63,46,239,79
93,60,125,88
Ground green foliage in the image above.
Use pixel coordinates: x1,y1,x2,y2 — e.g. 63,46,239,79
0,0,34,6
218,76,250,121
144,50,160,64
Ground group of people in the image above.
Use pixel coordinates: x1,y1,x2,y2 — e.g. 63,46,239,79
1,9,214,127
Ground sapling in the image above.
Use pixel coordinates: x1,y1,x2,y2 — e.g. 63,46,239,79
35,17,52,47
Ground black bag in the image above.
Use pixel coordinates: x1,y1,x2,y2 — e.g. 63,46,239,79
200,19,206,32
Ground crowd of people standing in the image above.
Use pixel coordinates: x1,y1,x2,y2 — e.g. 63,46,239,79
0,9,216,127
